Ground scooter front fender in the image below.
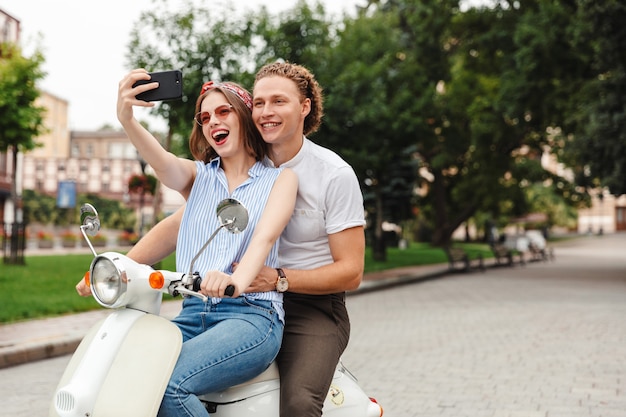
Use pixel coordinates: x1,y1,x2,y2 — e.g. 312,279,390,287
49,309,182,417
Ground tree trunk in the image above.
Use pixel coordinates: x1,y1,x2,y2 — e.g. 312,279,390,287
6,147,24,265
372,186,386,261
431,170,448,247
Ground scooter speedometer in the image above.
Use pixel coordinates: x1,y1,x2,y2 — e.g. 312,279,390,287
90,256,126,307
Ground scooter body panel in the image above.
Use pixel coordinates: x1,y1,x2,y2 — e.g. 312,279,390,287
92,313,182,416
50,309,182,417
201,362,382,417
200,362,280,416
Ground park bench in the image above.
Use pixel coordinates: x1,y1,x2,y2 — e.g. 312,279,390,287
445,246,484,272
490,243,525,267
527,242,555,262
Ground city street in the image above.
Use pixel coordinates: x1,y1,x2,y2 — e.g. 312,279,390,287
1,233,625,417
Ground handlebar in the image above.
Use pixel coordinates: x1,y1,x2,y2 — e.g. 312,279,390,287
224,285,235,297
171,275,235,300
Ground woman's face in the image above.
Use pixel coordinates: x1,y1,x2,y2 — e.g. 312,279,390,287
199,91,243,159
252,76,310,146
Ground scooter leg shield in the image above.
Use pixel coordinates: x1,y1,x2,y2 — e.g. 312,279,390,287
49,311,181,417
91,314,182,416
49,317,106,417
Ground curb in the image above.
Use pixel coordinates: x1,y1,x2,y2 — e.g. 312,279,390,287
350,269,449,295
0,339,81,369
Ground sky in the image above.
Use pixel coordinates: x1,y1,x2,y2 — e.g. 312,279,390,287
3,0,361,131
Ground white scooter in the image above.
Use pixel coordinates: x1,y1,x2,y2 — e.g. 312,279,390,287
50,199,383,417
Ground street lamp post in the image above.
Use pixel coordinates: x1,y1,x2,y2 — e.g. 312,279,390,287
598,191,604,236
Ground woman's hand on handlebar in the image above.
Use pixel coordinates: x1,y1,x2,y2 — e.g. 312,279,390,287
201,271,238,298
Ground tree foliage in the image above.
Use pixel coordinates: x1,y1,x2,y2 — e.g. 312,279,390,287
0,42,47,152
128,173,157,196
563,0,626,195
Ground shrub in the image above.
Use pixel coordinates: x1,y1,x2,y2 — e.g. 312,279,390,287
37,230,53,241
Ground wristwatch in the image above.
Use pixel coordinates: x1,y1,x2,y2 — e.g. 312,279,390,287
275,268,289,293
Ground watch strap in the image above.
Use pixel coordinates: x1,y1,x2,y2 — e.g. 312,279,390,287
276,268,286,279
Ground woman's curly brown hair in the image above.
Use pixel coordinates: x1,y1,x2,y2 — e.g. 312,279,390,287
254,61,324,136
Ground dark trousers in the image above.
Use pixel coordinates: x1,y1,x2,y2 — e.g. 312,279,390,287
276,292,350,417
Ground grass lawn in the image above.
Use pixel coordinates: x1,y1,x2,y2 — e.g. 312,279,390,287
0,242,491,324
0,252,177,324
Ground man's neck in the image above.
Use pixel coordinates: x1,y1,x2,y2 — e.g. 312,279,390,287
269,135,304,166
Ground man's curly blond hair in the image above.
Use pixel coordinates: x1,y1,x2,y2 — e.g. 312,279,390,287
254,61,324,136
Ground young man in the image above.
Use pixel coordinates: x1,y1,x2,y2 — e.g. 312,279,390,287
77,62,365,416
247,62,365,416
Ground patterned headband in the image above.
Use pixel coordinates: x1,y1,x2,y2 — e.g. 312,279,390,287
200,81,253,110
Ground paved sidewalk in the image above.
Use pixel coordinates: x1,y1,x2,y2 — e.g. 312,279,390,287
0,260,450,369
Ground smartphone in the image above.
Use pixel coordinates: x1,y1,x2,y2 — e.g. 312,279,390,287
133,70,183,102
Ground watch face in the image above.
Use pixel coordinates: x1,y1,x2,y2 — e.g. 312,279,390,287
276,278,289,293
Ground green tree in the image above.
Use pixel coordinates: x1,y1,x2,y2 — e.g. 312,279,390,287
0,42,46,264
254,0,334,76
564,0,626,195
0,43,45,153
315,7,421,260
414,0,589,245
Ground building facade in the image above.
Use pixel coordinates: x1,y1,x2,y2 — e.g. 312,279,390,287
22,127,185,221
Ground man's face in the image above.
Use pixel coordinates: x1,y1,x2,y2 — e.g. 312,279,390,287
252,76,310,146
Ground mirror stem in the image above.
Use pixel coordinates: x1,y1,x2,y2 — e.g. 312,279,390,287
80,225,98,257
187,223,229,278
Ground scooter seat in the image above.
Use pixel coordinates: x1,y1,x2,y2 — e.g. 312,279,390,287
200,361,280,404
233,361,279,387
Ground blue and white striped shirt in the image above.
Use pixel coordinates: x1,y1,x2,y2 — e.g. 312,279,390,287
176,158,284,319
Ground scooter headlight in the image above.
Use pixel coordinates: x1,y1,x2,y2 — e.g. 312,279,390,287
90,256,127,307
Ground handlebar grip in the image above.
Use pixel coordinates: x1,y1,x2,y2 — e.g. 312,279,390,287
192,276,202,292
224,285,235,297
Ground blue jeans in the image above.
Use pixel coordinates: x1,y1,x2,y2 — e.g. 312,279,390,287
157,296,283,417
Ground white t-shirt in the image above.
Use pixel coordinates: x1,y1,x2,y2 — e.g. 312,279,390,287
268,137,365,270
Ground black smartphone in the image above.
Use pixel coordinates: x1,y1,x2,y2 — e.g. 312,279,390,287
133,70,183,102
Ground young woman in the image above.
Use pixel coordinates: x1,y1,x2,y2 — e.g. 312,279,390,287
116,69,298,417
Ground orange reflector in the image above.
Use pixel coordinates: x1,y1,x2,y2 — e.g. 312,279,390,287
84,271,90,287
370,398,383,416
149,271,165,289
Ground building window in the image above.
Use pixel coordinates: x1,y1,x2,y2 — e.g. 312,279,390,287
71,143,80,158
86,144,94,158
